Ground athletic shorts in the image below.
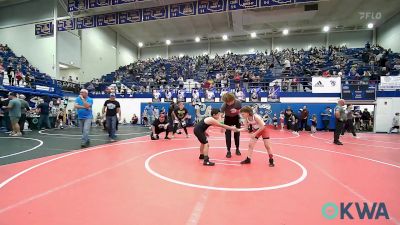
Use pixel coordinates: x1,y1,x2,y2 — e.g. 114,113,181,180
224,115,241,128
10,116,20,124
194,127,208,144
252,126,270,139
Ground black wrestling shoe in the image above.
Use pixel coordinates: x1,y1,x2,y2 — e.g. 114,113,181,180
199,154,204,159
226,151,232,158
203,160,215,166
269,158,275,167
164,136,171,140
333,141,343,145
235,149,241,156
240,157,251,164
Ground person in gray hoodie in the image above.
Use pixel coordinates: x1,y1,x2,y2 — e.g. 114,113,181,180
388,113,400,134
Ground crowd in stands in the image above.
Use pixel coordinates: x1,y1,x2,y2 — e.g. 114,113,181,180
84,43,400,95
0,92,72,135
1,43,399,96
0,44,55,89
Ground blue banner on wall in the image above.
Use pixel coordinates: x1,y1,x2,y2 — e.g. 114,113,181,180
342,84,376,101
198,0,226,14
140,102,337,129
57,19,75,31
35,22,54,36
96,13,117,26
65,0,320,28
143,6,169,21
112,0,143,5
170,1,197,18
118,9,143,24
228,0,259,10
88,0,111,9
260,0,292,7
76,16,97,29
68,0,86,12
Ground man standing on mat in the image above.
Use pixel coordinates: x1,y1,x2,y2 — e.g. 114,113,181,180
321,106,332,131
341,104,357,137
333,99,346,145
299,105,309,131
102,93,121,142
74,89,93,148
2,92,21,136
172,102,189,138
18,94,30,135
220,93,242,158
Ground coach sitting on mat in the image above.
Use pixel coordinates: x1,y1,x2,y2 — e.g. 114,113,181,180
220,93,242,158
150,113,171,140
333,99,346,145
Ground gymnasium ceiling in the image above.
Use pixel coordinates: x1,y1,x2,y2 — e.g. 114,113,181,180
59,0,400,46
0,0,31,7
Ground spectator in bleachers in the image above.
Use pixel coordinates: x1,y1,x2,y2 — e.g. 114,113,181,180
0,64,4,86
7,65,14,86
15,70,23,86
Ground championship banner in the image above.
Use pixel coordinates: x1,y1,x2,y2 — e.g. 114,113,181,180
228,0,259,11
379,76,400,90
56,80,81,93
118,9,142,24
76,16,96,29
57,19,75,31
198,0,226,14
260,0,293,7
342,84,376,101
35,22,53,36
88,0,111,9
112,0,143,5
312,77,341,93
96,13,117,26
68,0,87,12
143,6,169,21
170,1,197,18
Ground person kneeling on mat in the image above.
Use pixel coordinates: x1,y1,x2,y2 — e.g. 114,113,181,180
238,106,275,167
150,113,171,140
194,108,239,166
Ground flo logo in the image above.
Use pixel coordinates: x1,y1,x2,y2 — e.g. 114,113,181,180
322,202,389,220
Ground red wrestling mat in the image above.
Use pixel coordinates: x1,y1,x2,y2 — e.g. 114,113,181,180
1,129,399,225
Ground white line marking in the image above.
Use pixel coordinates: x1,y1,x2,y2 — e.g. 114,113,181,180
0,137,43,159
214,162,240,166
310,134,400,150
145,147,308,192
39,130,149,137
185,172,218,225
211,159,241,163
310,161,400,225
275,142,400,169
0,152,148,214
0,137,148,189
